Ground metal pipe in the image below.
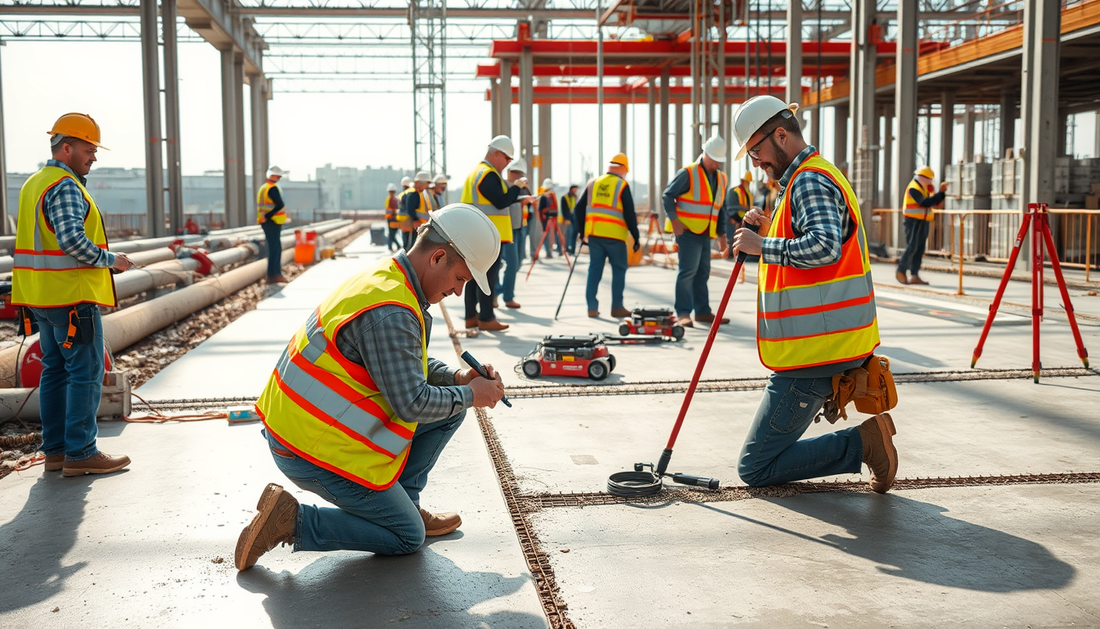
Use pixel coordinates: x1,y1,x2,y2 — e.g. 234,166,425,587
0,378,130,423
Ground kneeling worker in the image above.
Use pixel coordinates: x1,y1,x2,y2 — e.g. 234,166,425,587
730,95,898,493
236,204,506,570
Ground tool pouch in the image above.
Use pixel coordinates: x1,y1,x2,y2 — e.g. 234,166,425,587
818,354,898,424
61,306,96,348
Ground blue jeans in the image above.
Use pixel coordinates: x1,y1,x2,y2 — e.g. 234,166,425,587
261,220,282,280
566,222,577,254
515,226,528,262
31,304,104,461
585,236,627,312
897,217,930,275
265,409,466,555
542,220,564,256
674,230,714,317
738,374,863,486
386,225,400,251
498,240,519,302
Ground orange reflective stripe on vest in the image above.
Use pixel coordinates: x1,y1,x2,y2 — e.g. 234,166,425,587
257,180,288,225
674,163,728,238
902,179,934,221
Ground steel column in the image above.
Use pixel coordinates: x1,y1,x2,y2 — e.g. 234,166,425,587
1000,88,1015,158
809,106,820,149
220,49,240,227
140,0,166,237
250,73,267,218
1019,0,1059,208
851,0,876,226
962,106,974,162
893,0,917,210
835,104,849,168
0,39,9,235
785,0,802,106
659,68,670,202
648,80,656,212
674,77,684,168
619,102,628,153
539,96,552,183
940,92,955,176
519,46,534,164
883,105,894,209
490,78,500,136
499,60,512,138
163,0,183,235
233,54,247,226
261,78,270,172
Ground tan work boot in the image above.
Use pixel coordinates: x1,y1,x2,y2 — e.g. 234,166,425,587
62,452,131,477
857,413,898,494
419,508,462,536
478,319,509,332
909,275,929,285
44,454,64,472
895,271,909,285
505,300,522,309
465,316,479,329
695,313,730,325
235,483,298,570
610,307,632,318
678,316,694,328
587,310,600,318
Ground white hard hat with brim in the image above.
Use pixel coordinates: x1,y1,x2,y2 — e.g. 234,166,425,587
732,96,800,160
428,203,501,295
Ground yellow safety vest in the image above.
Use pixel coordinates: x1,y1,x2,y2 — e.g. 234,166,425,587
585,173,630,242
257,256,429,490
668,163,728,238
257,180,288,225
757,153,879,371
562,194,576,224
730,184,753,219
395,188,415,232
902,179,934,221
461,161,513,243
385,194,398,228
12,166,116,308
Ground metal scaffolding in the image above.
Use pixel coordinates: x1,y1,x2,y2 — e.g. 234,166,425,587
410,0,447,177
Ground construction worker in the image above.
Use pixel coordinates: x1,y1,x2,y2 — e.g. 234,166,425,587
896,166,948,285
400,171,434,250
561,184,579,255
572,153,640,318
497,159,528,310
729,95,896,493
384,183,400,252
395,175,415,248
12,113,132,477
662,135,731,328
726,171,754,237
431,174,448,210
257,165,289,284
538,179,561,258
236,204,506,571
460,135,527,332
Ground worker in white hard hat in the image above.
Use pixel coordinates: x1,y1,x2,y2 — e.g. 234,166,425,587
725,171,755,281
662,134,731,328
431,174,449,209
11,113,133,478
896,165,948,285
572,153,641,318
537,178,563,258
384,183,401,251
257,165,290,284
459,135,529,332
399,171,434,250
238,203,505,571
496,159,529,310
728,95,896,494
561,184,579,255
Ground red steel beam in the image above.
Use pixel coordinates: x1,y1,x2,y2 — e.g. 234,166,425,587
489,83,808,105
475,62,851,79
488,38,949,59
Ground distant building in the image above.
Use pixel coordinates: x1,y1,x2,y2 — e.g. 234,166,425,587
315,164,411,212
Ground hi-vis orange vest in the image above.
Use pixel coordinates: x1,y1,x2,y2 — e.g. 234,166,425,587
462,161,513,243
757,153,879,372
395,188,415,232
667,163,728,237
542,191,558,222
585,173,630,242
902,179,934,221
730,184,753,219
385,194,399,228
257,180,288,225
12,165,116,308
257,257,428,490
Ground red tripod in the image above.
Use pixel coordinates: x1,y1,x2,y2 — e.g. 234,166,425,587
526,218,572,280
972,203,1089,382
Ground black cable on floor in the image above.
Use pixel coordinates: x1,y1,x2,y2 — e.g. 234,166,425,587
607,470,664,497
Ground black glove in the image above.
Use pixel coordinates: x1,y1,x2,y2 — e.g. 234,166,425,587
632,241,640,252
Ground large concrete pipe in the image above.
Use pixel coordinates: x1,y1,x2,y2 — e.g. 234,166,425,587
0,374,130,423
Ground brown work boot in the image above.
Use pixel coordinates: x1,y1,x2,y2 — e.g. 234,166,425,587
857,413,899,494
610,307,632,318
505,300,522,309
44,454,64,472
267,275,289,285
478,319,509,332
235,483,298,571
419,508,462,536
895,271,909,285
62,452,131,477
695,313,730,325
909,275,929,285
678,316,694,328
465,316,479,329
588,310,600,318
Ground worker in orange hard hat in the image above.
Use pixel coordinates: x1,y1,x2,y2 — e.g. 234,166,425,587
12,113,133,477
896,165,948,285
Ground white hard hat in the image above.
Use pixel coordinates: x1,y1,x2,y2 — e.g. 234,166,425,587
506,158,528,174
401,176,413,187
433,174,448,184
386,183,398,192
267,166,287,177
428,203,502,295
732,95,800,160
488,135,515,159
414,170,431,183
702,135,728,163
541,178,554,189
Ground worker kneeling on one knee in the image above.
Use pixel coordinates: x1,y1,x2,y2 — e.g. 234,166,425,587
236,203,506,571
730,96,898,494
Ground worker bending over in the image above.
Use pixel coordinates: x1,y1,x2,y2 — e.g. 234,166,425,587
662,135,731,328
13,113,133,477
236,204,506,571
896,166,947,285
257,166,290,284
730,96,898,493
572,153,640,319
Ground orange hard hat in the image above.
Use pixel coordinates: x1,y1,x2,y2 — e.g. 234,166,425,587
609,153,630,173
47,113,107,150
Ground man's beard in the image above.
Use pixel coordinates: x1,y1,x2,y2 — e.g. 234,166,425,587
762,142,792,181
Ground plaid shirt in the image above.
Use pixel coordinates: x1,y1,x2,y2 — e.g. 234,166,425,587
42,159,115,268
335,251,473,424
760,146,854,269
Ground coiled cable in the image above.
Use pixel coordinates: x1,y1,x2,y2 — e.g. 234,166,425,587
607,470,663,497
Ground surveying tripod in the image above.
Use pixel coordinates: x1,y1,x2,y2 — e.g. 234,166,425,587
526,217,572,280
971,203,1090,382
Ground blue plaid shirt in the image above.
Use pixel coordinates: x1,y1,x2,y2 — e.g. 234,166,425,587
42,159,115,268
760,146,853,269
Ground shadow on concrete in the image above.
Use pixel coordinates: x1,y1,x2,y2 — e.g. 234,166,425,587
876,345,948,369
237,548,545,628
0,476,91,614
698,493,1074,592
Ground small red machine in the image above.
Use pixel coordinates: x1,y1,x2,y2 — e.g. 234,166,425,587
522,334,616,381
618,306,684,340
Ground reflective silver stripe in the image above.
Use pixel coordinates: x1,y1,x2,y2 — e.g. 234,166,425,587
299,310,328,364
676,199,718,217
758,298,877,340
759,271,874,313
276,349,411,457
13,252,90,270
475,201,510,217
589,206,625,221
